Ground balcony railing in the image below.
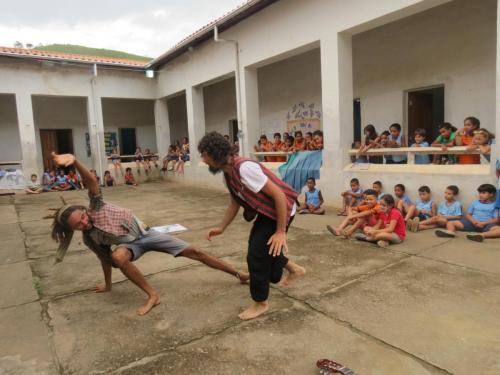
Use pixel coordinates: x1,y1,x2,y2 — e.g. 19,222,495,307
348,146,484,164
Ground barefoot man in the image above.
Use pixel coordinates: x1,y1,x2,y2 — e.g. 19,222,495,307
198,132,305,320
47,152,249,316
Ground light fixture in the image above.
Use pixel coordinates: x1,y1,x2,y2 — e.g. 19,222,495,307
146,69,154,78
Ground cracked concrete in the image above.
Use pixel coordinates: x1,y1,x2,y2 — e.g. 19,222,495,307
1,181,500,374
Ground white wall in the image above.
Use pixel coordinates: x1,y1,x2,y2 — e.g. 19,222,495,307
167,93,189,145
353,0,496,136
101,98,157,152
32,95,92,167
203,77,237,135
0,94,22,161
258,48,322,138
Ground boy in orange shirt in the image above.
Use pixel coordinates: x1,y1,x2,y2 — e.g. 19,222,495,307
327,189,381,238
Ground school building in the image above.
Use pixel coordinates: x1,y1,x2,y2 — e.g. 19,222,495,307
0,0,498,203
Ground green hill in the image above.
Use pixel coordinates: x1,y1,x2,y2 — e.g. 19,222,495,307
34,44,152,62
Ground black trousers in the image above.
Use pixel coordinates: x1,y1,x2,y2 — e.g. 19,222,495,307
247,214,293,302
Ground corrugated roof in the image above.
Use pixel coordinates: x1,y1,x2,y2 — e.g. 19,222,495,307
0,46,147,68
147,0,277,69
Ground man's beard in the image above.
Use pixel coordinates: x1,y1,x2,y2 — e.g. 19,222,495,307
208,165,222,174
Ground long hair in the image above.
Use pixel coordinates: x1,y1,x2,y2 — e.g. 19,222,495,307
44,196,86,263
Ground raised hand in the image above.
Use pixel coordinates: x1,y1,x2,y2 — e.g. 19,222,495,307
51,152,75,167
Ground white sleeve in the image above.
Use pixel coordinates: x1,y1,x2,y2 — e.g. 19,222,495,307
239,162,269,193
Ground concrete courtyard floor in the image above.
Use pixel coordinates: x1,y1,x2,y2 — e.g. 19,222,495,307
1,181,500,374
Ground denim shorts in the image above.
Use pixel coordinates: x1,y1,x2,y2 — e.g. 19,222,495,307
119,230,189,261
459,218,497,233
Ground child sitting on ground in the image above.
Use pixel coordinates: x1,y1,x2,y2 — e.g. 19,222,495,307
43,170,59,192
408,185,462,232
394,184,415,221
103,170,116,187
339,178,364,216
124,167,138,186
327,189,380,238
411,186,436,225
67,169,81,189
56,170,71,191
357,194,406,248
372,181,385,200
410,128,430,164
25,174,43,194
298,177,325,215
436,184,500,242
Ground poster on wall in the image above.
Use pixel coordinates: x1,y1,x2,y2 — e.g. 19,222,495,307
285,102,322,133
104,132,118,155
85,133,91,157
0,168,25,190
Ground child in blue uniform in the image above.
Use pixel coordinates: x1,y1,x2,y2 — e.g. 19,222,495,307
298,177,325,215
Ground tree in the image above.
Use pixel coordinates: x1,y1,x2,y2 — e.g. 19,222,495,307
14,41,23,48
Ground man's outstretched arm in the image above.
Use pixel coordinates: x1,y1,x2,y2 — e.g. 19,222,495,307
51,152,99,196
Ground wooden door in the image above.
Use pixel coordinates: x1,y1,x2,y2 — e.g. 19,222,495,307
408,92,433,143
40,129,58,170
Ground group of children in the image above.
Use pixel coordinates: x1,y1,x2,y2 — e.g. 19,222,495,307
26,169,83,194
162,137,190,175
327,178,500,247
255,130,324,162
354,116,492,165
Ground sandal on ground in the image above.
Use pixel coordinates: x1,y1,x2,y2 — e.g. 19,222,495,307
410,217,420,233
435,229,455,238
354,233,368,242
377,240,389,248
326,225,341,236
406,218,413,231
466,233,484,242
337,211,347,216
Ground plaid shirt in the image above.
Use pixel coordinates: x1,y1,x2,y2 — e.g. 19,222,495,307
87,193,133,236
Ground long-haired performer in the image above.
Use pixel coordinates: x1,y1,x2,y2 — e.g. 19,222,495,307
198,132,305,320
47,152,249,316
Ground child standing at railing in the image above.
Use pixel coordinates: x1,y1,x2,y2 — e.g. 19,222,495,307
455,116,481,164
312,130,324,150
357,124,383,164
410,128,430,164
467,128,493,162
431,122,457,164
387,123,407,164
272,133,286,162
255,135,273,161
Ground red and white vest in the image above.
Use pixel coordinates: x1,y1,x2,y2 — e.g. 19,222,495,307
224,157,298,221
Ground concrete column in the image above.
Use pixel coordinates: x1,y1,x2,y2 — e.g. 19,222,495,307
15,92,39,177
154,98,171,160
185,86,205,164
86,83,107,178
493,0,500,177
240,67,260,157
320,33,353,171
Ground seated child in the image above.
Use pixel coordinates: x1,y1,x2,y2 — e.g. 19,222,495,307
436,183,500,242
327,189,380,238
409,185,461,232
67,169,81,189
298,177,325,215
339,178,364,215
124,167,138,186
412,185,436,223
25,174,43,194
357,194,406,248
103,170,116,187
56,170,71,191
43,170,59,192
394,184,415,221
410,128,430,164
372,181,385,200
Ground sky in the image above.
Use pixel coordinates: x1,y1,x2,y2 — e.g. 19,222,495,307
0,0,244,58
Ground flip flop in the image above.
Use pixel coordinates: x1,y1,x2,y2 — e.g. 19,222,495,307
410,217,420,233
337,211,347,216
466,233,484,242
317,359,357,375
326,225,341,236
435,229,455,238
354,233,368,241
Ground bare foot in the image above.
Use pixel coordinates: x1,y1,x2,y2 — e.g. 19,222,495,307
236,271,250,284
281,264,306,286
238,301,269,320
137,293,161,316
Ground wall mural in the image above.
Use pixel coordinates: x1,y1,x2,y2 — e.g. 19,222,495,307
286,102,322,133
0,168,25,190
